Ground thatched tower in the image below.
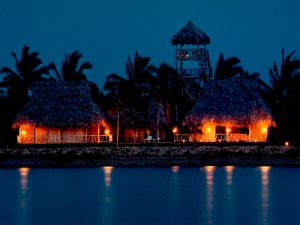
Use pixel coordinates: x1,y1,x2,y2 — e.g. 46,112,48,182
13,81,111,144
182,76,273,142
171,20,213,99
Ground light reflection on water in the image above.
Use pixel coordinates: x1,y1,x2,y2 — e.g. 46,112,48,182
171,165,180,173
259,166,270,225
18,167,30,190
224,166,235,186
102,166,113,188
202,166,216,225
1,166,298,225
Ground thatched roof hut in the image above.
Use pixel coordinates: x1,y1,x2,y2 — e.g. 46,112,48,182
13,81,106,128
183,76,272,126
171,20,210,46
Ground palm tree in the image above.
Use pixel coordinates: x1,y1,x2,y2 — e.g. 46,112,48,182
126,51,156,84
48,50,92,81
48,50,103,107
104,73,125,147
150,63,185,142
260,49,300,144
0,45,50,108
104,73,139,146
214,54,243,79
0,45,50,144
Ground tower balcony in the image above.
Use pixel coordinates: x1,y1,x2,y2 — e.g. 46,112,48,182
176,49,209,60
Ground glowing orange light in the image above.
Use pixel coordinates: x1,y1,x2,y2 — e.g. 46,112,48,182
172,127,178,133
19,167,30,190
19,167,30,176
103,166,113,174
102,166,113,187
21,130,26,135
203,166,216,172
104,129,110,135
259,166,271,173
254,139,257,142
226,128,231,133
224,166,235,172
262,128,267,133
207,128,211,133
285,141,289,146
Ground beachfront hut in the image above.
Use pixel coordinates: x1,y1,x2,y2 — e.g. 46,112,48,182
182,76,273,142
12,81,111,144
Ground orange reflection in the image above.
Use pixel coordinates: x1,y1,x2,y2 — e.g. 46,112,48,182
171,166,180,173
202,166,215,224
260,166,271,185
102,166,113,187
203,166,215,185
19,167,30,190
203,166,215,210
224,166,235,186
259,166,271,225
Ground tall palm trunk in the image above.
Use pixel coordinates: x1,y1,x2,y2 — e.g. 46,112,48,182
156,101,161,146
117,110,120,148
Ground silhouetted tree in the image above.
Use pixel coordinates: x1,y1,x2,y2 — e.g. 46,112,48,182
150,63,185,142
1,45,50,107
214,54,243,79
260,49,300,144
48,50,103,107
48,50,92,81
0,45,50,144
104,73,140,145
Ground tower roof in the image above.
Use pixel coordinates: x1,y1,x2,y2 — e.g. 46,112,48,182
171,20,210,46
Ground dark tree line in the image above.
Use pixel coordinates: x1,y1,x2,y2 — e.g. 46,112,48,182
0,45,300,145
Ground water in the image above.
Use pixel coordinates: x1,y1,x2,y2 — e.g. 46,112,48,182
0,166,299,225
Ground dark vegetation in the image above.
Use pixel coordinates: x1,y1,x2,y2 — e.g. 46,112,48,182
1,45,300,146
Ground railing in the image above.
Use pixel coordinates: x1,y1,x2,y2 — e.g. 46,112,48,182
17,135,111,144
176,49,208,60
180,68,213,77
215,133,249,142
228,134,249,142
215,133,227,142
174,134,193,143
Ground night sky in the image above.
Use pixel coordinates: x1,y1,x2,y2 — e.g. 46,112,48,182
1,0,300,90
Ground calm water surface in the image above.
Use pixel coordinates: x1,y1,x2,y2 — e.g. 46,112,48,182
0,166,299,225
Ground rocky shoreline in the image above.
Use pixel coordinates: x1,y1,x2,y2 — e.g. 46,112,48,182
0,145,300,167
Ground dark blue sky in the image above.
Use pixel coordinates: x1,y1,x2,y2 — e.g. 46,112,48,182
1,0,300,90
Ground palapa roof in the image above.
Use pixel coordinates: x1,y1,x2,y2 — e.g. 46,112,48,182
183,76,273,126
13,81,107,128
171,20,210,46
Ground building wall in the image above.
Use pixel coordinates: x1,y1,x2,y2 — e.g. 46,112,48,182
19,125,34,144
250,124,268,142
124,129,145,143
196,121,269,142
48,128,61,144
35,127,48,144
18,123,111,144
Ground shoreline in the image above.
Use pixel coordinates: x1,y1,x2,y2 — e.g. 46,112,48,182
0,145,300,168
